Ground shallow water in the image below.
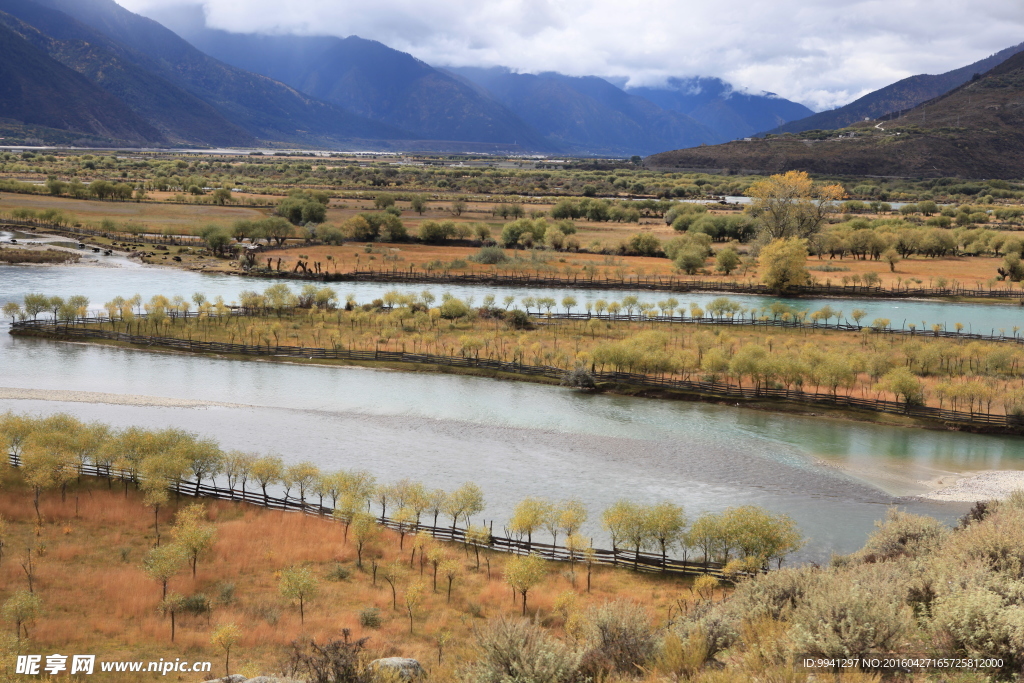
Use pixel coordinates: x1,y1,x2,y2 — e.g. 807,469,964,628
2,260,1022,335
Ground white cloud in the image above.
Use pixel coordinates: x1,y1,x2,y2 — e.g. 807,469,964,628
118,0,1024,111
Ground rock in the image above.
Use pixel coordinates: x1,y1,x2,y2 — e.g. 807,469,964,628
200,676,247,683
241,677,306,683
367,658,424,679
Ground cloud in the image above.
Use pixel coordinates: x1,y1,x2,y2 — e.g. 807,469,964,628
118,0,1024,111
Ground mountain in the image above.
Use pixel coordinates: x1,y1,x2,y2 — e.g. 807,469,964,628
139,4,551,150
765,42,1024,135
625,77,814,142
0,16,160,143
645,50,1024,179
0,0,252,146
29,0,411,146
447,67,714,155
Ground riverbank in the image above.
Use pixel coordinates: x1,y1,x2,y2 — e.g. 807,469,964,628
12,325,1023,437
919,470,1024,502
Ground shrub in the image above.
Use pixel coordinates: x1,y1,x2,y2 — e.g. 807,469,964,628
579,600,658,675
626,232,661,257
359,607,381,628
505,309,531,330
439,298,471,320
326,564,351,581
286,634,369,683
561,367,596,390
473,246,509,264
467,616,582,683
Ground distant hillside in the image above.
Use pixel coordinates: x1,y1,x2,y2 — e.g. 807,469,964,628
144,7,550,150
448,67,713,155
766,42,1024,135
0,17,160,143
626,77,814,142
31,0,411,146
0,0,253,146
646,51,1024,179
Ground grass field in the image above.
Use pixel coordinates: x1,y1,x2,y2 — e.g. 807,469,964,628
0,468,700,681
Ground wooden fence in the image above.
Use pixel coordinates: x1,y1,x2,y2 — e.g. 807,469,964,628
289,267,1024,302
11,317,1024,432
5,453,730,579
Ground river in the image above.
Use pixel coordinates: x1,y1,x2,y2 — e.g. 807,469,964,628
3,259,1024,563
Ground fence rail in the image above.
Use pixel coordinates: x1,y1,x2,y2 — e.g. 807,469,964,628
286,267,1024,302
5,453,730,579
11,318,1024,432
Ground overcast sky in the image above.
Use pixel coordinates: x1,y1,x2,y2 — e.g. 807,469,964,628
117,0,1024,111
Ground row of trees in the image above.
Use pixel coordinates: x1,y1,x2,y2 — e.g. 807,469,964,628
0,412,803,571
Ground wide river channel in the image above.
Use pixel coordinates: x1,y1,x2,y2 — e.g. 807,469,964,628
2,253,1024,563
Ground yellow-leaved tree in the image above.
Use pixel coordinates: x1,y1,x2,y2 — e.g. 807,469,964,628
746,170,846,241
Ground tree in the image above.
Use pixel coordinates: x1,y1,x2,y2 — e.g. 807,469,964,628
157,592,185,642
510,497,552,550
350,512,380,569
504,553,547,615
451,199,467,216
381,560,406,610
876,367,925,409
465,524,492,570
139,452,188,545
280,566,319,624
211,623,241,677
760,238,810,291
3,302,21,323
20,427,76,523
285,461,321,506
143,545,184,599
223,451,255,498
444,482,485,529
883,248,901,272
715,246,741,275
251,455,284,504
4,590,41,640
747,170,845,240
171,504,216,577
440,559,462,604
410,196,427,214
405,580,426,634
647,502,687,568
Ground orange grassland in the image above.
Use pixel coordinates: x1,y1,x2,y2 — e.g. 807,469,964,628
0,469,701,682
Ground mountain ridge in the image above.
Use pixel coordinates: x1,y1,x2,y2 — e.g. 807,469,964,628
764,42,1024,136
645,50,1024,179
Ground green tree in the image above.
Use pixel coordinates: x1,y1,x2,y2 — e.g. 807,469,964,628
157,592,186,642
143,544,185,599
510,497,552,550
250,455,284,504
350,512,381,568
4,590,41,640
876,367,925,408
171,504,216,577
504,553,547,615
715,246,741,275
280,566,319,623
647,502,687,567
760,238,810,291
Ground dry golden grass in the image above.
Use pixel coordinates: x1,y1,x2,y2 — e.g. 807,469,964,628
0,469,699,681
